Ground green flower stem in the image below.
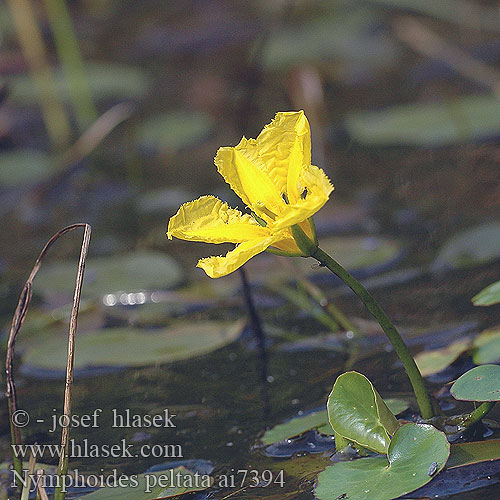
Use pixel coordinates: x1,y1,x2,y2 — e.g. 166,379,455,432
311,247,434,420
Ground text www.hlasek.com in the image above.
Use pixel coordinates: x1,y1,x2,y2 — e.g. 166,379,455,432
11,439,183,459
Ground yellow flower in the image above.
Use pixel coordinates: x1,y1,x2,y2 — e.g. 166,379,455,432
167,110,334,278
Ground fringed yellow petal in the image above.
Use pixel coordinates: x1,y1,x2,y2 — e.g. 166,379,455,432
197,235,279,278
286,136,304,204
167,195,269,244
214,145,283,215
255,111,311,199
273,164,334,231
167,111,334,278
214,111,312,214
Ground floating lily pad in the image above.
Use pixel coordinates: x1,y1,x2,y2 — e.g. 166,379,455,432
415,338,472,377
432,222,500,270
346,95,500,146
383,398,411,416
314,423,450,500
21,320,243,371
472,280,500,307
261,398,409,446
8,62,151,104
17,301,103,340
34,251,184,301
367,0,500,32
447,439,500,468
262,8,399,70
327,371,399,454
260,411,332,445
81,466,211,499
473,327,500,365
451,365,500,402
137,111,213,153
0,150,55,187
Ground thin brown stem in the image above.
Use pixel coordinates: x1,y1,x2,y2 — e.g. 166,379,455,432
55,224,91,500
5,224,90,481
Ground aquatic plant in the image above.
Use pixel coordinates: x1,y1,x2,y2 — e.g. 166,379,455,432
167,110,433,419
167,111,500,499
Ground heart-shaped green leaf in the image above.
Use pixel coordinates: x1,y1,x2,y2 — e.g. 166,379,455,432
472,280,500,307
415,338,471,377
473,327,500,364
315,423,450,500
451,365,500,401
327,371,399,454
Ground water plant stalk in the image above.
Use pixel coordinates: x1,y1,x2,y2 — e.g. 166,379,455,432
43,0,98,131
458,401,496,428
311,246,435,420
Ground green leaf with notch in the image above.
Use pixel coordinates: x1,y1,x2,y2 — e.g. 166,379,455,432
327,371,399,454
315,423,450,500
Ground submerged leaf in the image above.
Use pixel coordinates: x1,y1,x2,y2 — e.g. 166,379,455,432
327,371,399,454
451,365,500,402
315,423,450,500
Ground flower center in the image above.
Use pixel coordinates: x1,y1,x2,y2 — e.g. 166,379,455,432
253,201,277,221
